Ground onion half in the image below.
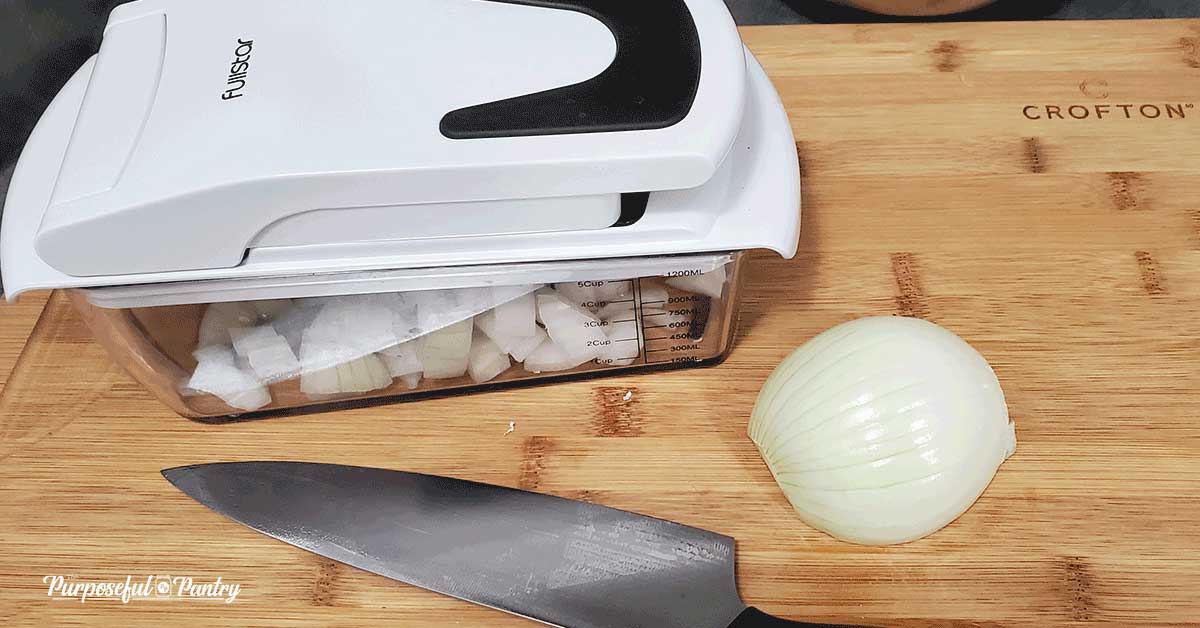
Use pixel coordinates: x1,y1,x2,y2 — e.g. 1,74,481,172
749,316,1016,545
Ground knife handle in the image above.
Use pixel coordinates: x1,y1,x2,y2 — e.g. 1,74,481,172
728,607,879,628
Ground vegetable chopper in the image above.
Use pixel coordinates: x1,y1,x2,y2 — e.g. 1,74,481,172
1,0,800,418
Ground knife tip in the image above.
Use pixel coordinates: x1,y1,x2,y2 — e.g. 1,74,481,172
160,466,184,483
160,463,207,485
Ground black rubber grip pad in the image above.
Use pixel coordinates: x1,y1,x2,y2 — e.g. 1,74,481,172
440,0,702,139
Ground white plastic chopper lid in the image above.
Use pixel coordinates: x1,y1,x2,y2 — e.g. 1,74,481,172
1,0,801,301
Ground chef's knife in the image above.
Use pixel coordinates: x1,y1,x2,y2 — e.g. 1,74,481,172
163,462,876,628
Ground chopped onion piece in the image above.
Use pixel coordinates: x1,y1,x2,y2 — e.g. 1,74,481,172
299,329,342,396
300,366,340,397
468,335,512,383
417,319,473,379
522,339,591,373
378,341,423,378
491,292,537,338
309,297,398,346
334,354,392,393
476,294,537,350
382,293,419,338
536,293,607,363
410,290,461,332
187,345,271,411
229,325,281,356
197,302,258,348
533,286,556,324
271,301,321,353
238,336,295,381
507,327,548,362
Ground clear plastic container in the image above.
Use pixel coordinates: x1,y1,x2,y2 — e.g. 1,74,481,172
68,252,748,419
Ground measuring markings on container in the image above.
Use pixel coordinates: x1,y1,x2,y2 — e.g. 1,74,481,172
577,279,630,288
641,310,671,331
632,278,707,365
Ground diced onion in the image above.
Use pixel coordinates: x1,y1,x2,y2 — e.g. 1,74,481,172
468,335,512,383
187,345,271,411
476,293,542,360
400,372,422,390
507,327,549,363
189,269,726,405
197,302,258,348
523,339,591,373
485,292,537,339
334,354,392,393
536,293,607,363
417,319,473,379
378,341,423,378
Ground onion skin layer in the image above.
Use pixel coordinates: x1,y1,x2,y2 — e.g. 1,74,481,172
749,316,1016,545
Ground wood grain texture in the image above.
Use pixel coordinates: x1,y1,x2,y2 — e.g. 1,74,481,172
0,291,49,395
2,19,1200,628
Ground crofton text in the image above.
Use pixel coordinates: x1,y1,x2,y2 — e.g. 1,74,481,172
1023,103,1193,120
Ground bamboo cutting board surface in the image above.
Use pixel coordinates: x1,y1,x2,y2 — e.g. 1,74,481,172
2,19,1199,628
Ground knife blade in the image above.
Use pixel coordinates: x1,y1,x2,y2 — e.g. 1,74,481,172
163,462,874,628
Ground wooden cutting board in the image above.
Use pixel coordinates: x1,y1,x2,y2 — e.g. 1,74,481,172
2,19,1199,628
